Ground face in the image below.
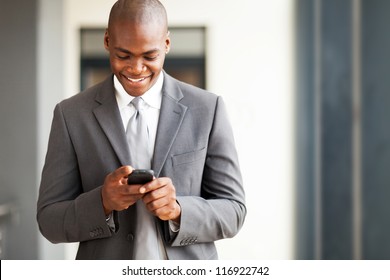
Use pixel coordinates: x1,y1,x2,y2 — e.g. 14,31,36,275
104,20,170,97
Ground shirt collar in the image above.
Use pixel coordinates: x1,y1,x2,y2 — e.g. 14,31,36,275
114,72,163,110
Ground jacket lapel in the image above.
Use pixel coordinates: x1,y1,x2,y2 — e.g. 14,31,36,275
152,74,187,176
93,77,131,166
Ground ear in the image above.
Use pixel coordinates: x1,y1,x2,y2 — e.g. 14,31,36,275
165,31,171,54
104,29,110,51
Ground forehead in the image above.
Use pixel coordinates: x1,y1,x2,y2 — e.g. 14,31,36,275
109,19,166,43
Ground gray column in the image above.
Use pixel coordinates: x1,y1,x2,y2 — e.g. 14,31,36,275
0,0,39,259
296,0,390,260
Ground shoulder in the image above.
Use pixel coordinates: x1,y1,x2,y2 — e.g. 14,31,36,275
58,76,114,110
163,72,219,106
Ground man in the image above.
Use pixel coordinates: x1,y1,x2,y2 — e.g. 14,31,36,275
37,0,246,260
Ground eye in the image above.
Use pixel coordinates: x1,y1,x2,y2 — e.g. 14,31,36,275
116,54,129,60
144,56,158,61
116,55,129,60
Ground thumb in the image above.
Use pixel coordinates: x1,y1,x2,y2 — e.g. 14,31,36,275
108,165,133,182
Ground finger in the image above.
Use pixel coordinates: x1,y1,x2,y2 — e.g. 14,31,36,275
144,196,168,211
120,177,128,185
118,194,144,208
120,184,144,195
147,199,181,221
140,177,171,194
109,166,133,182
142,187,169,204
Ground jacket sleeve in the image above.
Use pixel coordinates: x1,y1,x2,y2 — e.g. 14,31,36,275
169,96,246,246
36,103,112,243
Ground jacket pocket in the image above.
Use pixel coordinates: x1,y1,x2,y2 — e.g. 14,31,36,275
171,147,207,166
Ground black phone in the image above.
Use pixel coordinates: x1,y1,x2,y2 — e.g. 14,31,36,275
127,169,154,185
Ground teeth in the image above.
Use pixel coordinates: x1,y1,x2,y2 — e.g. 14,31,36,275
127,77,146,82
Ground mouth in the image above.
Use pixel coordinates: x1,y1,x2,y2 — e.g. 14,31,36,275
125,75,151,83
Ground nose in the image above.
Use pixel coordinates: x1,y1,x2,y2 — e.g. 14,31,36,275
126,58,145,75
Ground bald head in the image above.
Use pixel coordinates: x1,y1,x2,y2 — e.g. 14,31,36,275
108,0,168,32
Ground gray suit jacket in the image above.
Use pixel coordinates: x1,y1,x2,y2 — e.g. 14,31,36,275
37,73,246,260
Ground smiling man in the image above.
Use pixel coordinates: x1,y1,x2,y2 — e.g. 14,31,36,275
37,0,246,260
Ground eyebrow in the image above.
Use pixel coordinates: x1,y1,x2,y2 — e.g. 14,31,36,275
114,47,160,56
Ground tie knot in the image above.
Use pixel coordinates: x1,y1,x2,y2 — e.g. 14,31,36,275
131,97,145,111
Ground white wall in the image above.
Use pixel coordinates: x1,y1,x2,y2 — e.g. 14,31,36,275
38,0,67,259
56,0,295,259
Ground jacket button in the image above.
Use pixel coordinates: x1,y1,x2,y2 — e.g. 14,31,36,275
97,227,103,235
127,233,134,241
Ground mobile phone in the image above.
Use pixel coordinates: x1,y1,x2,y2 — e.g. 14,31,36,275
127,169,154,185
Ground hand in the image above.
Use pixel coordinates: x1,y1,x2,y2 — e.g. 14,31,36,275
101,166,144,215
140,177,181,222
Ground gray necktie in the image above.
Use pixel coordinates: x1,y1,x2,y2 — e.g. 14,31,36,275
127,97,150,169
126,97,166,259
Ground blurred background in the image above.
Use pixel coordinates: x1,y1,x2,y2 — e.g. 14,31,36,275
1,0,390,260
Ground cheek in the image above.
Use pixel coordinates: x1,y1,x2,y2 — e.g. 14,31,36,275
148,60,165,72
109,59,124,72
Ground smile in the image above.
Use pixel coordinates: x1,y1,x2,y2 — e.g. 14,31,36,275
126,76,150,83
